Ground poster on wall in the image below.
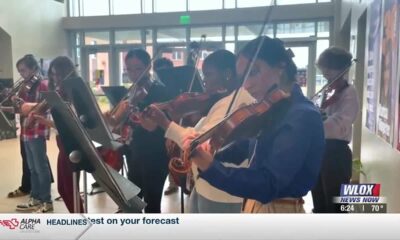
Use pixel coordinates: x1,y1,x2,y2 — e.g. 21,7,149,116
377,0,400,143
365,0,382,132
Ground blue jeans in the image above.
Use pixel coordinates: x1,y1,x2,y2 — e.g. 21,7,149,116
24,137,52,203
189,188,242,213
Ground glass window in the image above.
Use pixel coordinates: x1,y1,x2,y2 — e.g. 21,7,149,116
111,0,141,15
189,0,222,11
225,43,235,54
276,22,315,38
143,0,153,13
315,39,330,92
82,0,109,16
237,0,272,8
88,52,110,91
276,0,316,5
288,46,309,95
157,28,186,43
317,21,330,37
85,32,110,45
75,47,81,74
225,25,235,41
69,0,80,16
75,32,81,46
159,46,186,67
224,0,236,8
115,30,142,44
145,29,153,44
154,0,186,12
317,0,331,2
238,24,273,41
191,26,222,41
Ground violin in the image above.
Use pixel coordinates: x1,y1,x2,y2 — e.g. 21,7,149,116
311,59,356,110
320,81,349,110
170,86,291,176
23,100,49,128
110,76,153,142
18,73,41,96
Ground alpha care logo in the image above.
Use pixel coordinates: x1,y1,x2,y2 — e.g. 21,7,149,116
0,218,19,230
19,218,41,232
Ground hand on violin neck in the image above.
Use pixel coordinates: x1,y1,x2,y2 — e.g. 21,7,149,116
191,143,213,171
182,134,213,171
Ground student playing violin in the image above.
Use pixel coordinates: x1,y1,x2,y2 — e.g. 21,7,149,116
311,47,359,213
182,36,325,213
106,49,170,213
143,49,255,213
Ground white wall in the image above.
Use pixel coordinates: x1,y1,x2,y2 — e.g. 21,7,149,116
0,0,68,80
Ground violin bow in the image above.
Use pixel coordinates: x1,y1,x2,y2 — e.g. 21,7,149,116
187,34,207,93
224,0,275,117
189,1,276,152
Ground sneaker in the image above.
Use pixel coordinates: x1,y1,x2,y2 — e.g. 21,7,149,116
35,202,54,213
8,188,29,198
164,185,178,195
16,198,41,212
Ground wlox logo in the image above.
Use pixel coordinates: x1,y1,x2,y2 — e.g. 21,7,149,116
340,184,380,196
335,184,384,204
0,219,19,230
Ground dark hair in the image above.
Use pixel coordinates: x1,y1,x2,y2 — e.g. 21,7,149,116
16,54,39,71
48,56,78,90
203,49,238,90
316,47,353,70
153,57,173,71
239,36,297,84
125,49,151,67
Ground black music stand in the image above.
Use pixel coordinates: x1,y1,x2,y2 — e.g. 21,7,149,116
156,65,204,98
101,86,128,107
60,77,121,150
43,91,146,213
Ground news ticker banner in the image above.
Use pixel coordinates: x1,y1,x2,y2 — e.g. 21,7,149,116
1,214,400,240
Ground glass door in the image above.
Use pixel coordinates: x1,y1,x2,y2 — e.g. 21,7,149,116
284,41,316,98
82,47,111,111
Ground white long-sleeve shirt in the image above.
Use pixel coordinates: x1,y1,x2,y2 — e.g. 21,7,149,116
324,84,359,142
165,88,255,203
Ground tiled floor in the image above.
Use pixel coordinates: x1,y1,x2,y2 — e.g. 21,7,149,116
0,134,312,214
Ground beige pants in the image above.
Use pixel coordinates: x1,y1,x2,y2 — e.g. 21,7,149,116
242,199,305,213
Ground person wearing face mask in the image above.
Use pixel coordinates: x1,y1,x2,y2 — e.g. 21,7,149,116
183,36,325,213
143,49,255,213
311,47,359,213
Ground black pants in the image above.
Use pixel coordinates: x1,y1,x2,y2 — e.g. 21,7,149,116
19,140,31,193
312,139,352,213
126,149,169,213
